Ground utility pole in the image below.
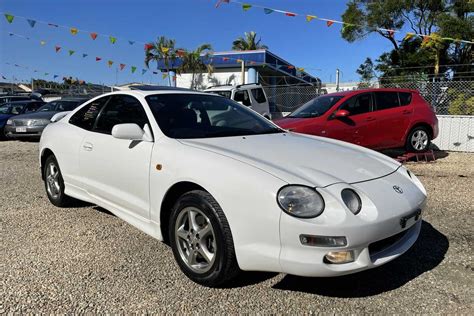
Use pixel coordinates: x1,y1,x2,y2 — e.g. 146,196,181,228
241,60,245,85
336,68,340,92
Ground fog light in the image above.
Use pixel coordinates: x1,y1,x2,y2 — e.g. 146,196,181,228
324,251,355,264
300,235,347,247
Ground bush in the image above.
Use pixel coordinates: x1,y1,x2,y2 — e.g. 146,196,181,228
448,93,474,115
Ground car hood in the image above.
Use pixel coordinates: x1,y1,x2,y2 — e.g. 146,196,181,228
13,111,56,120
0,114,13,124
179,132,401,187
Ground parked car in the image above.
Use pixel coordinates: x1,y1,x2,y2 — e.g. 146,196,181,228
0,100,45,138
0,95,33,106
274,89,439,152
204,83,272,119
4,97,89,139
39,88,426,286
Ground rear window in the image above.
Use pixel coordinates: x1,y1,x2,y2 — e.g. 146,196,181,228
375,92,400,111
399,92,412,106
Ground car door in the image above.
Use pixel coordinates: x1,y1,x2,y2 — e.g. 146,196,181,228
373,91,412,149
78,94,153,219
324,92,375,146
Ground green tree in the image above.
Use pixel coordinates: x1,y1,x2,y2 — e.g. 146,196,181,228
145,36,177,85
177,44,213,90
356,58,376,87
232,31,268,50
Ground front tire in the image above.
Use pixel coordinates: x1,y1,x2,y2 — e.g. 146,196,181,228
169,190,240,287
406,126,431,152
43,155,74,207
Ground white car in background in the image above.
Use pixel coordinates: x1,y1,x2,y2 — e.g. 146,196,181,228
204,83,272,119
39,86,427,287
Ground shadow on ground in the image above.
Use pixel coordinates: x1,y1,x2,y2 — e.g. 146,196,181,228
271,221,448,297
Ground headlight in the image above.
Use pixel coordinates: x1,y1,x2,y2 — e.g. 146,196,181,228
341,189,362,215
6,119,12,125
277,185,325,218
29,119,49,126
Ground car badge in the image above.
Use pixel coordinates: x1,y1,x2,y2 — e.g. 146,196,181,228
393,185,403,194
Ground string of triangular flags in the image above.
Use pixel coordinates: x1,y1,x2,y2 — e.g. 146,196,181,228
2,12,145,47
4,32,161,77
4,61,87,83
215,0,474,45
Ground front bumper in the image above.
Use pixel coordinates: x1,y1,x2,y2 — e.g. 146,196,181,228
279,171,426,277
4,125,45,138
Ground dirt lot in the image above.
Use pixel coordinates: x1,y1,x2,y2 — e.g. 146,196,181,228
1,141,473,313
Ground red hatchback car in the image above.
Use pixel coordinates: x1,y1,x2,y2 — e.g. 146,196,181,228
274,88,439,152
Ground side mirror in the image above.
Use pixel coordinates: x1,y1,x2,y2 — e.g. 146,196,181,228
112,123,145,141
334,109,350,118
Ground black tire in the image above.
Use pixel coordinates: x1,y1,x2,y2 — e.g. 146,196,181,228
43,155,74,207
406,126,431,152
169,190,240,287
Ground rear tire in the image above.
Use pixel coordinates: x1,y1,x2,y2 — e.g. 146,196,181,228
406,126,431,152
43,155,74,207
169,190,240,287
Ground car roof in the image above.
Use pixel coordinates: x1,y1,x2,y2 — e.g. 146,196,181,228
3,100,43,105
92,88,213,99
205,83,262,91
324,88,417,98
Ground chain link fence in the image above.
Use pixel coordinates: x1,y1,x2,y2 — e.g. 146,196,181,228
32,81,111,98
264,80,473,116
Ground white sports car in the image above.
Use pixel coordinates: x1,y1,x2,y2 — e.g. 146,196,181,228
39,86,427,287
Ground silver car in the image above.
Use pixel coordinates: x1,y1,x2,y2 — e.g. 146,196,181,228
4,98,89,139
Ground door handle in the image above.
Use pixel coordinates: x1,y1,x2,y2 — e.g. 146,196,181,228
366,117,376,122
82,142,93,151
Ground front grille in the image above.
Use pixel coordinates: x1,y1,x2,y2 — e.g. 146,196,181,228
369,229,409,257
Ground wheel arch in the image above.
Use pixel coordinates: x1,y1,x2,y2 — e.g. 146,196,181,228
407,122,433,139
160,181,208,244
40,148,55,180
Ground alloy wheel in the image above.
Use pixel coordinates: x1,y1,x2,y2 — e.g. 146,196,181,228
410,130,429,151
45,162,61,199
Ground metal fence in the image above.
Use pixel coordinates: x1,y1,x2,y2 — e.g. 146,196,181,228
264,80,473,116
32,82,111,98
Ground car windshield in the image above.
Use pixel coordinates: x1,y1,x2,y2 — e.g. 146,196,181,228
0,104,13,114
146,93,282,139
38,101,80,112
0,103,26,115
207,90,232,99
288,95,343,118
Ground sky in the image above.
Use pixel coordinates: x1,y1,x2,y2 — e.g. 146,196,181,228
0,0,398,86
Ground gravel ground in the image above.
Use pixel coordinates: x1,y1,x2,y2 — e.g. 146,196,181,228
1,141,473,314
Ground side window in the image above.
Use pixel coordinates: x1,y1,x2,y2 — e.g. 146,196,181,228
251,88,267,103
340,93,373,116
399,92,412,106
69,96,109,131
375,92,400,111
233,90,251,106
94,95,148,135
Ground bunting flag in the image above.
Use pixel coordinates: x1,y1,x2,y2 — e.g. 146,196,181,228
119,63,126,70
48,23,58,27
215,0,230,8
107,60,114,67
44,73,49,76
131,66,137,73
4,13,14,23
90,32,98,40
176,49,186,57
70,28,78,35
242,3,252,11
285,12,296,17
68,50,75,56
306,15,316,22
404,33,415,41
96,57,102,62
162,73,168,79
142,69,147,75
40,40,46,45
161,46,170,53
8,33,13,36
326,20,334,27
222,57,229,61
287,65,295,69
128,40,135,45
53,75,58,79
297,67,305,72
388,30,395,38
109,36,117,44
82,53,88,58
2,75,6,80
55,46,61,53
153,71,158,75
236,59,243,63
263,8,274,14
27,19,36,27
144,43,154,51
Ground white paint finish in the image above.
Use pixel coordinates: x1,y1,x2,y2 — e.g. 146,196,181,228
39,89,427,277
433,115,474,152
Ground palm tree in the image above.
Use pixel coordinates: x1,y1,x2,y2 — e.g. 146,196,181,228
177,44,213,89
232,31,268,50
145,36,177,85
